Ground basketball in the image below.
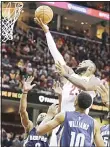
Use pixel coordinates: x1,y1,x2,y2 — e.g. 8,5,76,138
35,5,53,24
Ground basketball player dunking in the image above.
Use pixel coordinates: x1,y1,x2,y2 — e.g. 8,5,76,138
37,92,105,147
35,18,101,146
19,76,58,147
35,17,101,145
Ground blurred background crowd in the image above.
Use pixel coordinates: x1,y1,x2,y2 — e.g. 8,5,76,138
2,128,24,147
2,28,110,94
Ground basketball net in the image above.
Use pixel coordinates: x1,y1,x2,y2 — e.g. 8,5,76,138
2,2,23,42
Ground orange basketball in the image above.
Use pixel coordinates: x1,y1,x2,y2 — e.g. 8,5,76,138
35,5,53,24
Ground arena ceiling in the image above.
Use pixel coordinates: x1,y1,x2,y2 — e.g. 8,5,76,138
23,2,109,30
2,2,109,31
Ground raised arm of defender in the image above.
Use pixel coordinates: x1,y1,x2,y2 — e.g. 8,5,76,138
19,77,36,132
37,112,65,136
94,120,105,147
96,83,109,108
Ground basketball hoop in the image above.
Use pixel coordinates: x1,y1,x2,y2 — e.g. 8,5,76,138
2,2,23,42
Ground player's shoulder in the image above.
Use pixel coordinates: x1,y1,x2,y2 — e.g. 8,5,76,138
101,124,109,130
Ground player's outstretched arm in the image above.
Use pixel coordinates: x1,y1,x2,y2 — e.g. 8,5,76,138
94,120,105,147
97,83,109,108
37,112,65,136
19,76,36,131
56,62,100,91
52,81,62,112
34,17,66,65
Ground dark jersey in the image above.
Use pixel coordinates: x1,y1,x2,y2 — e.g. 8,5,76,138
23,127,49,147
60,111,94,147
101,124,110,147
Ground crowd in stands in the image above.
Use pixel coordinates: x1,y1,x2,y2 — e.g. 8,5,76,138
2,27,110,96
2,128,24,147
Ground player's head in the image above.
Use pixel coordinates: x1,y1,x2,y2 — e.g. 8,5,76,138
76,60,96,75
36,113,47,125
74,92,93,110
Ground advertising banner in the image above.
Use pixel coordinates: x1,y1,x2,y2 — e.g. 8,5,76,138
2,89,58,106
2,89,108,111
40,2,109,20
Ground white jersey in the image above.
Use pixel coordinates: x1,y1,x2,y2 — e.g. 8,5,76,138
61,74,97,112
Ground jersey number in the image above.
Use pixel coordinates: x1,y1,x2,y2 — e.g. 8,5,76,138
69,86,76,95
103,137,108,147
70,132,85,147
35,143,41,147
69,85,81,95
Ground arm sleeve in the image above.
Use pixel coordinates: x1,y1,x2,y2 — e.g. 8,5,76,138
45,32,66,65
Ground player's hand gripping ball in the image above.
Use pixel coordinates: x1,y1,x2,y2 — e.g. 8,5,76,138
35,5,53,24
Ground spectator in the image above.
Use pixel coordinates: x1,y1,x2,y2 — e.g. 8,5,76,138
2,43,7,53
26,62,33,75
15,69,21,81
12,135,21,147
2,73,10,88
17,59,24,69
1,128,7,146
2,55,12,68
3,133,13,147
101,29,108,51
64,52,70,63
23,44,30,54
69,57,78,68
9,70,15,80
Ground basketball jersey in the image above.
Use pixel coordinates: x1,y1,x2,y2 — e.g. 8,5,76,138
61,74,97,112
59,111,94,147
50,74,98,146
23,127,49,147
101,124,110,147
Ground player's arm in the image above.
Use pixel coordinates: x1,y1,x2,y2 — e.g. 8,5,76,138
56,62,100,91
94,120,105,147
37,112,65,136
52,81,62,112
34,18,66,65
96,83,109,108
19,77,36,131
64,73,100,91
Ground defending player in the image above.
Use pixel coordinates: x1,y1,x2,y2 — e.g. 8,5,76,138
97,83,110,147
37,92,105,147
19,76,58,147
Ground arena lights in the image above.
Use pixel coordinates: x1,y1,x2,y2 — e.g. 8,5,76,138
64,17,67,20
